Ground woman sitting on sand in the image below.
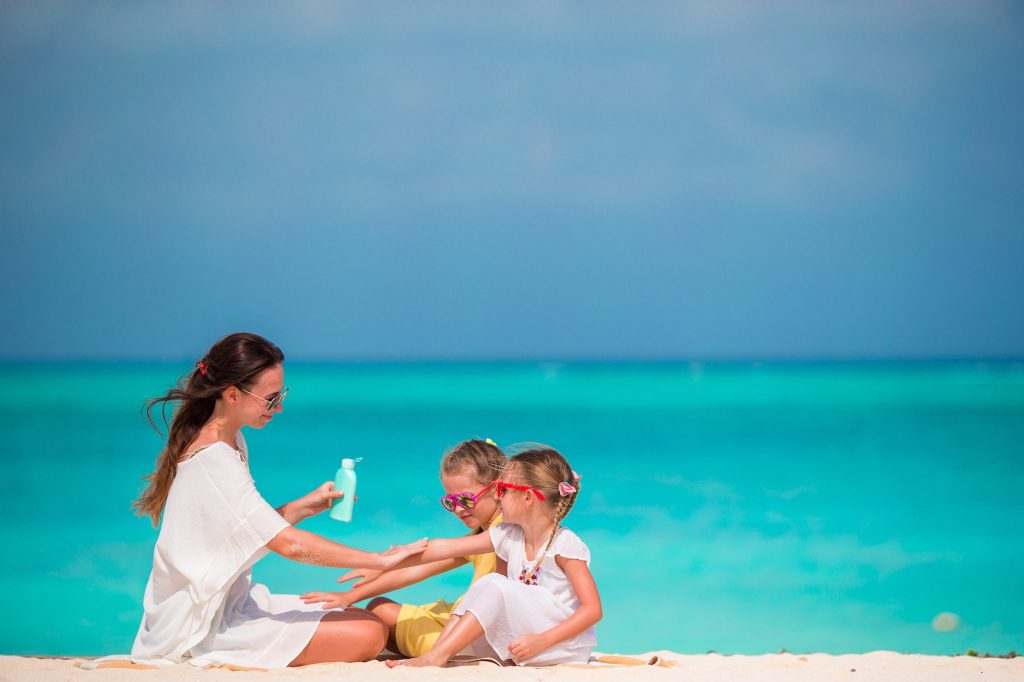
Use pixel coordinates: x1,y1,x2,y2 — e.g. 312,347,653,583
129,332,425,668
300,438,506,657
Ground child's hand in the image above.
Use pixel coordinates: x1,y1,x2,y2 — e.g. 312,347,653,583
337,567,383,587
508,633,550,662
378,538,428,570
300,591,352,610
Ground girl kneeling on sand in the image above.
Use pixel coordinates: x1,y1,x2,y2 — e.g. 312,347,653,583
390,447,601,666
301,438,506,657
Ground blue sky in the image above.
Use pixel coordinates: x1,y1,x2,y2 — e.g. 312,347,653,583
1,2,1022,360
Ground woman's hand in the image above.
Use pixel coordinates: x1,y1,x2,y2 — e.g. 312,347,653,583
300,590,354,610
508,632,551,662
377,538,428,570
337,566,383,588
286,482,345,523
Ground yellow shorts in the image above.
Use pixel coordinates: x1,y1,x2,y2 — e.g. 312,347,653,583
394,599,456,657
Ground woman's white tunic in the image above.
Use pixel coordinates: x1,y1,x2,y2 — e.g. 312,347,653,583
130,441,326,668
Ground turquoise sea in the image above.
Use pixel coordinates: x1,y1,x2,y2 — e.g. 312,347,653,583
1,361,1022,656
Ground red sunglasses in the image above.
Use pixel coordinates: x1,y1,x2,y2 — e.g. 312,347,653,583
494,481,546,501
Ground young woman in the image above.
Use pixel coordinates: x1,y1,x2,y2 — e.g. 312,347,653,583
129,332,425,668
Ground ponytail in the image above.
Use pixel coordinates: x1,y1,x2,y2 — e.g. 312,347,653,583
544,473,581,554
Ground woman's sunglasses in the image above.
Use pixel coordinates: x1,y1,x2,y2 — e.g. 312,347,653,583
494,481,546,501
239,387,289,412
440,482,495,513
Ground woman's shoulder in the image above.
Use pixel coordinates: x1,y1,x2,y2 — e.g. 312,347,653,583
179,441,244,466
173,442,254,497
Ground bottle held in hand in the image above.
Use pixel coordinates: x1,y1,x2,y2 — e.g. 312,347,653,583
329,458,359,522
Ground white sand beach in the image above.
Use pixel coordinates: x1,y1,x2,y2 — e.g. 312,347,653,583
2,652,1021,682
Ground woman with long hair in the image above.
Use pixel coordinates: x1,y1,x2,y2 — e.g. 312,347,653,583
129,332,425,668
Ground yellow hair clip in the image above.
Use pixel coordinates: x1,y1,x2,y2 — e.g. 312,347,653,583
485,438,497,446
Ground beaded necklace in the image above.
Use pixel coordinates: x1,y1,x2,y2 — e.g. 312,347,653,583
520,527,557,585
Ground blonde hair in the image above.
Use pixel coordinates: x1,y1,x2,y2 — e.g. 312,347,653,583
441,438,506,484
503,445,580,553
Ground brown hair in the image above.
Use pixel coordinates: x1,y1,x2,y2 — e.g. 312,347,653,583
503,445,581,552
132,332,285,526
441,438,506,484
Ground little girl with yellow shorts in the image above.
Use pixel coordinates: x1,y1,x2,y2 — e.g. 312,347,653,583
302,438,505,657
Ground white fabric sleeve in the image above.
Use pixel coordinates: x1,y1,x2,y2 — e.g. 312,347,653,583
186,445,289,600
198,445,289,542
552,528,591,565
487,523,516,562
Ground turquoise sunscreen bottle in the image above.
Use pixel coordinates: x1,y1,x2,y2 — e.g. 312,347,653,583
330,458,359,522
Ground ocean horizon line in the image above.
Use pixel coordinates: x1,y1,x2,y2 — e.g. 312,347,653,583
2,355,1023,367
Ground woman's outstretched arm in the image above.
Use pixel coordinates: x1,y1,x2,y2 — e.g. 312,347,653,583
267,526,426,570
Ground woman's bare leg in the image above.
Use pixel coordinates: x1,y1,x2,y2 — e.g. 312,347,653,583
385,611,485,668
289,608,388,666
366,597,403,655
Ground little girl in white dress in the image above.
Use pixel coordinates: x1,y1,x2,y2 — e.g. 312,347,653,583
383,446,601,667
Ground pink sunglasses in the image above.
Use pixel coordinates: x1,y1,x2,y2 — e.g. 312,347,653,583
440,482,495,512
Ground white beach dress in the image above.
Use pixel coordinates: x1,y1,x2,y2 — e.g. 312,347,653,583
453,523,597,665
130,438,328,668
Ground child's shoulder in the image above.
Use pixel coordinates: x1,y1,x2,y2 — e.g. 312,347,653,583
551,526,590,562
553,526,585,544
489,522,523,542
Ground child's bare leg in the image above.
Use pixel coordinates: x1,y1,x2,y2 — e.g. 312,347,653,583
434,613,460,647
385,612,485,668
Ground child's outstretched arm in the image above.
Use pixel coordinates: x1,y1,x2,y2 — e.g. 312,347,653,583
301,558,467,609
390,532,494,570
507,556,603,663
302,532,495,608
